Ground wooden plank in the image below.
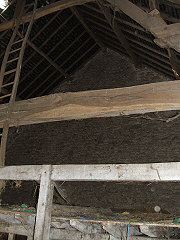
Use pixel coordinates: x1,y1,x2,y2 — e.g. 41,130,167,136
0,165,42,180
98,1,140,66
167,48,180,78
8,233,15,240
1,162,180,182
17,32,68,78
34,165,54,240
51,162,180,182
1,80,180,127
0,223,32,236
107,0,166,32
0,121,9,166
106,0,180,53
0,0,92,32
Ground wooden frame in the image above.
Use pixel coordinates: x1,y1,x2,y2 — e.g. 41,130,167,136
1,1,180,239
0,163,180,239
0,0,92,32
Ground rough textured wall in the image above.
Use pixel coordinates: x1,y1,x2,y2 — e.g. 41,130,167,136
3,50,180,215
52,49,170,93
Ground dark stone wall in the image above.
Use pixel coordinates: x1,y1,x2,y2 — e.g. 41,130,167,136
3,50,180,215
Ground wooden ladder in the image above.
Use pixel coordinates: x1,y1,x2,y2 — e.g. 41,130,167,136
0,0,37,167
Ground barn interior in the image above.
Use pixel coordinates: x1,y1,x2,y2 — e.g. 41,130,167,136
0,0,180,239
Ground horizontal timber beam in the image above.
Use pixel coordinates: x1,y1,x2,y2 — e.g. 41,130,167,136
1,162,180,182
1,80,180,127
0,0,92,32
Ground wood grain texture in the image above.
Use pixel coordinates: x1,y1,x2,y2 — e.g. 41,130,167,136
1,80,180,127
0,0,92,32
1,162,180,182
107,0,180,53
34,165,54,240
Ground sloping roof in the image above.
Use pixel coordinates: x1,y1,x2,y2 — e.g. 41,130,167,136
0,0,180,100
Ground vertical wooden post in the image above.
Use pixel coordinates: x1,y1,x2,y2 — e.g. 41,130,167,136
149,0,159,10
34,165,54,240
27,236,33,240
8,233,15,240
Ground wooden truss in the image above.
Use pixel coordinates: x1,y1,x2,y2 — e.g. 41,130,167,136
0,0,180,239
1,0,180,54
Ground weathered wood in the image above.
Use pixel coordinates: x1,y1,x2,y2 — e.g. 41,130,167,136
17,32,68,78
106,0,180,53
0,223,32,236
1,162,180,182
0,204,177,229
0,165,42,180
70,7,105,50
98,1,139,66
1,80,180,127
51,162,180,182
149,0,159,10
107,0,166,32
8,233,15,240
34,165,54,240
0,0,92,32
167,48,180,78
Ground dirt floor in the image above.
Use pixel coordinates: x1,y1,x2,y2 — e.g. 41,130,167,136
2,50,180,216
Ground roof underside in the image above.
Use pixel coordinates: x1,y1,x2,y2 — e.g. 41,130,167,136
0,0,180,101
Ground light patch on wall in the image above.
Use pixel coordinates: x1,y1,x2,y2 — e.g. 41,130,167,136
0,0,7,9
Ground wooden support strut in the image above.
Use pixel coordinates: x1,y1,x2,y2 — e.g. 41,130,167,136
98,0,140,66
105,0,180,53
34,165,54,240
70,7,106,50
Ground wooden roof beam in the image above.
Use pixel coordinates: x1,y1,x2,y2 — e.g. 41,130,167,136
98,0,140,66
26,39,68,78
70,7,106,50
106,0,180,54
0,0,93,32
1,80,180,127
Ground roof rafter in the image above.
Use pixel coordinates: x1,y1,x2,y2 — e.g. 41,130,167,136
106,0,180,53
26,39,68,78
98,0,140,66
70,7,106,50
0,0,93,32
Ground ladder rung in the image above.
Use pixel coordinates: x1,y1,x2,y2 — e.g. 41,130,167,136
9,48,21,54
0,93,11,100
12,39,23,45
2,81,14,88
4,68,17,75
7,57,19,63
